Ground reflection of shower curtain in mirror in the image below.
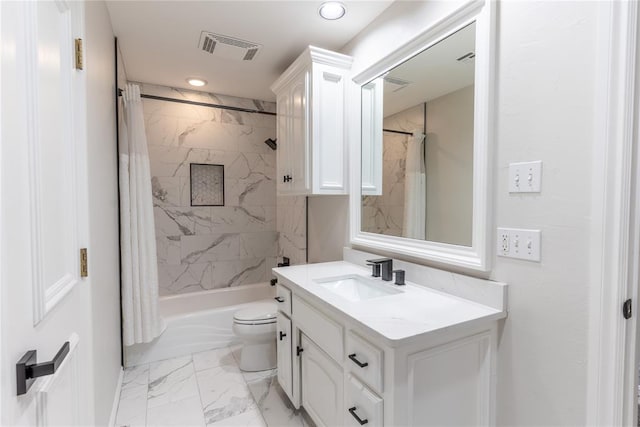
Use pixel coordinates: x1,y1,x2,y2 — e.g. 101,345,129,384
403,132,426,239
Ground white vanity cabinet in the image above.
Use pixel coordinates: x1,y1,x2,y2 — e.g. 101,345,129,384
270,46,352,196
273,260,507,427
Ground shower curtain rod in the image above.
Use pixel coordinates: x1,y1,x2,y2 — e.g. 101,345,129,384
383,128,414,136
117,88,277,116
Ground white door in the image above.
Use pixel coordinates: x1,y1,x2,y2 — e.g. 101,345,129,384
1,1,93,425
276,312,293,400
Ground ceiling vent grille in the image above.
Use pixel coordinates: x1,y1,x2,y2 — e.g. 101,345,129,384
198,31,262,61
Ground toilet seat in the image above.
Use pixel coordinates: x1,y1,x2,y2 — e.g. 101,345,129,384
233,302,277,325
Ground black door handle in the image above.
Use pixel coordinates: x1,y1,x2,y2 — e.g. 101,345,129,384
16,341,70,395
279,331,287,341
274,296,285,303
348,353,369,368
348,407,369,425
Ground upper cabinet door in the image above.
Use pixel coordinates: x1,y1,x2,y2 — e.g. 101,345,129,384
311,64,347,194
276,91,292,194
289,70,311,194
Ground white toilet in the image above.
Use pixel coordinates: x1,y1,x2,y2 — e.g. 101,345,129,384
232,301,278,372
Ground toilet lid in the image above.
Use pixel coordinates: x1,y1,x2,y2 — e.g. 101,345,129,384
233,302,278,322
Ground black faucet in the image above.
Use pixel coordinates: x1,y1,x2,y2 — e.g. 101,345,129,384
365,258,393,281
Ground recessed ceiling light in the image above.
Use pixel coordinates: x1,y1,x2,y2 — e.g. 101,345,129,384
186,78,207,87
319,2,346,20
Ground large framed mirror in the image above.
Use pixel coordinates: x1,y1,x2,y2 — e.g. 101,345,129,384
350,0,495,271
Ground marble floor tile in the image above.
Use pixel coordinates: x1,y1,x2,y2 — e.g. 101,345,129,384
116,384,148,427
146,396,205,427
245,370,310,427
208,407,267,427
122,364,150,390
192,347,237,372
115,349,311,427
196,364,256,426
148,356,199,409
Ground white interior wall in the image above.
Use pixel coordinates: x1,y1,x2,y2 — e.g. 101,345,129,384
306,1,599,424
85,1,122,424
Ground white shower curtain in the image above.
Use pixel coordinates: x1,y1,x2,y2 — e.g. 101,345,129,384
119,84,163,346
403,131,426,240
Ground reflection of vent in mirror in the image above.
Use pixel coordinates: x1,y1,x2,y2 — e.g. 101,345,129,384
198,32,262,61
456,52,475,63
384,76,411,92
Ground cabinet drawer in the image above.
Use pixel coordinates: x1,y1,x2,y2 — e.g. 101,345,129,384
346,331,383,393
275,284,292,316
293,295,343,363
345,374,383,427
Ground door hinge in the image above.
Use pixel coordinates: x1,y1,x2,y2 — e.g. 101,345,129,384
80,248,88,278
623,298,632,319
74,38,83,70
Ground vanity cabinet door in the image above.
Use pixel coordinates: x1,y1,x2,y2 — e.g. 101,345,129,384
276,312,293,402
300,334,344,427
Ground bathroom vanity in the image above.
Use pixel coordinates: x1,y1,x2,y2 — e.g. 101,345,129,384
273,249,507,427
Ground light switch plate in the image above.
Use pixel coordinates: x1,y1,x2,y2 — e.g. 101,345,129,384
509,161,542,193
497,227,541,262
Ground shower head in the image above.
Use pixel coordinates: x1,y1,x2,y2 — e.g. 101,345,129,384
264,138,277,150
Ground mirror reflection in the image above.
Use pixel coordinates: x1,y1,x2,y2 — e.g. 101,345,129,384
361,22,475,246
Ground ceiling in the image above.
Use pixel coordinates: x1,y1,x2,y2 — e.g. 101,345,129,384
106,1,393,102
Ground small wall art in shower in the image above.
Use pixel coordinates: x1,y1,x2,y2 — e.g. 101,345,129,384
190,163,225,206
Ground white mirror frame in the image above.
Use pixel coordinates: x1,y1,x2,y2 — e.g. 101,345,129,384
349,0,495,271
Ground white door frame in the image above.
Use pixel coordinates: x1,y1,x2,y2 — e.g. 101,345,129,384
587,1,640,425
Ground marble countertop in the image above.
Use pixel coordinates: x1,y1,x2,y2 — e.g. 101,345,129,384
272,261,507,348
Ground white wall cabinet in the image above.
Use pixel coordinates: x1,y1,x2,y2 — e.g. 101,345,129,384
271,46,353,196
274,276,499,427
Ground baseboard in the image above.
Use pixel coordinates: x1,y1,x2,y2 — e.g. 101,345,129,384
108,367,124,427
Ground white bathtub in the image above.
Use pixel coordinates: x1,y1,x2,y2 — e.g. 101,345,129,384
124,283,275,367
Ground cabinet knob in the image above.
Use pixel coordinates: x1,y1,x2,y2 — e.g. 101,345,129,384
279,331,287,341
274,296,285,303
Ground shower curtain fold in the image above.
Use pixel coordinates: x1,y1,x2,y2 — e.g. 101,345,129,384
119,83,163,346
403,131,426,240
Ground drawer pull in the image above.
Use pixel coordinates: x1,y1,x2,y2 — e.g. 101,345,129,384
348,353,369,368
274,296,285,303
279,331,287,341
348,407,369,425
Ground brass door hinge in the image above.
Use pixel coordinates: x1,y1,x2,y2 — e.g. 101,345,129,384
80,248,88,278
74,38,83,70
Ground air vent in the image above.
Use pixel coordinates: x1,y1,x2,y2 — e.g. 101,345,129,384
198,31,262,61
456,52,476,63
384,76,411,93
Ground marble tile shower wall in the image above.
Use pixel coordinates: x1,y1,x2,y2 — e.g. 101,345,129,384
140,83,283,296
361,104,423,236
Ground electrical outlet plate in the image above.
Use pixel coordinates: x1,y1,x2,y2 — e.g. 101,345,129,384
496,227,541,262
509,161,542,193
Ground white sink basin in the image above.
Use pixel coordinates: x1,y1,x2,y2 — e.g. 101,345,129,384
313,274,403,302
